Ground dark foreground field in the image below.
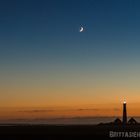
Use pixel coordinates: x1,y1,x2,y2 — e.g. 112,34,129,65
0,124,140,140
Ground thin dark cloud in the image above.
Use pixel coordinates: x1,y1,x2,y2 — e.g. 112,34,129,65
17,108,119,113
18,108,100,113
76,108,99,111
18,109,55,113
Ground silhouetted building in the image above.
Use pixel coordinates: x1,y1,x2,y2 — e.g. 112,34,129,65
114,118,122,125
128,117,137,125
122,101,127,125
101,101,139,126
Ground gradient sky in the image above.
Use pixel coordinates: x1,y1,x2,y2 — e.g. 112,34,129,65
1,0,140,118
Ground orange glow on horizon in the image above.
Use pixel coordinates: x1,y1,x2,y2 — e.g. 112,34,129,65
0,101,140,120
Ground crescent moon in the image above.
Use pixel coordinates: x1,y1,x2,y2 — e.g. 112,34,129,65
79,27,84,32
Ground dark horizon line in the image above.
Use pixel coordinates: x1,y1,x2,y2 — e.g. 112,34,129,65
1,116,140,120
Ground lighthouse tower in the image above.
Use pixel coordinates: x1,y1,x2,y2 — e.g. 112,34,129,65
122,100,127,125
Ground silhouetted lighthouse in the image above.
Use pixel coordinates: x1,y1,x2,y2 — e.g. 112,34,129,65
122,100,127,125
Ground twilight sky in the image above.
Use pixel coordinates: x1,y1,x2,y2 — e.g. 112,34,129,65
1,0,140,117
